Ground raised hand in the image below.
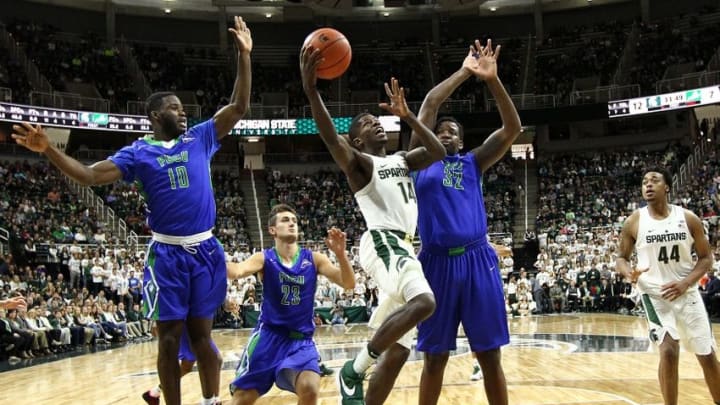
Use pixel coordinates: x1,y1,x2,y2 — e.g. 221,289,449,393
300,45,323,93
12,123,49,153
465,38,501,81
228,16,252,53
378,77,410,119
1,296,27,311
325,227,347,256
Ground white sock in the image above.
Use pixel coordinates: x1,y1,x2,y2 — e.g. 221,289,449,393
213,396,220,404
150,385,162,397
200,397,214,405
352,346,376,374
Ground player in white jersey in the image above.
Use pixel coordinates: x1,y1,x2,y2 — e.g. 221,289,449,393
301,47,446,405
617,167,720,405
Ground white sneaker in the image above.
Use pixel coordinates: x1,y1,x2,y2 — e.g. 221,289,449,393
470,365,483,381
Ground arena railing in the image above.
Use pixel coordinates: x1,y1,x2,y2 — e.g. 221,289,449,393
0,24,53,94
0,86,11,102
487,94,556,111
30,91,110,112
655,70,720,94
63,174,128,243
0,227,9,256
570,84,640,105
301,99,473,118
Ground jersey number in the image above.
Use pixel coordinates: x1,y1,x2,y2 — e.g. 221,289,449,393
167,166,189,190
281,285,301,306
396,181,417,204
657,245,680,264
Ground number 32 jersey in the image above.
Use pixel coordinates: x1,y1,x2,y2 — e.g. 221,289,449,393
635,204,695,296
355,153,418,236
109,119,220,236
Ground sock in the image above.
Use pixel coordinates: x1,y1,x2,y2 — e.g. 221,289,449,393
200,397,214,405
352,345,379,375
212,396,220,404
150,385,162,397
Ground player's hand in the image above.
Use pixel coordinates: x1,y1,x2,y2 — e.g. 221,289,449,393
629,267,648,283
324,227,347,255
661,279,689,301
12,123,49,153
300,45,322,93
228,16,252,53
465,39,500,81
1,296,27,311
379,77,410,119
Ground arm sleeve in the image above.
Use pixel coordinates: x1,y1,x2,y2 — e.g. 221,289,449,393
108,144,137,183
188,119,220,157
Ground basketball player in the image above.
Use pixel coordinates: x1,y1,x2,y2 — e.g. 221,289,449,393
12,16,253,405
301,46,446,405
142,329,222,405
617,167,720,405
401,39,521,405
228,204,356,405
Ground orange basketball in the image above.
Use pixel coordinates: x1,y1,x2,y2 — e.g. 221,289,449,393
302,28,352,80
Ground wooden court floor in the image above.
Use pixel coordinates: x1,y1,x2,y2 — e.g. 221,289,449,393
2,313,719,404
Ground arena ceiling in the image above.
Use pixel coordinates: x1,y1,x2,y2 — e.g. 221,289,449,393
20,0,632,21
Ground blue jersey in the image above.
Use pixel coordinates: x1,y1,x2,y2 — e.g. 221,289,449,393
109,120,220,236
413,153,488,249
258,247,317,336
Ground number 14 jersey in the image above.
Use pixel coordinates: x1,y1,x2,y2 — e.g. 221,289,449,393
355,153,418,236
635,204,695,296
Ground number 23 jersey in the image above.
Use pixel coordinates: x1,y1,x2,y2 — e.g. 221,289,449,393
635,204,695,296
109,120,219,236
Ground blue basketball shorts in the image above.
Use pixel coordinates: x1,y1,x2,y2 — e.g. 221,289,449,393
416,240,510,353
143,237,227,321
230,323,321,396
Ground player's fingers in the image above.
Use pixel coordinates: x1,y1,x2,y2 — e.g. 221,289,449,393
494,45,501,59
384,82,392,98
12,124,29,135
392,77,400,94
378,103,390,111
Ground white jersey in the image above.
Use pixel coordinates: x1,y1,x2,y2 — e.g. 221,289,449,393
354,153,417,236
635,204,695,297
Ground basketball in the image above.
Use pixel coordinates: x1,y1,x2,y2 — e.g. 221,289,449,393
302,28,352,80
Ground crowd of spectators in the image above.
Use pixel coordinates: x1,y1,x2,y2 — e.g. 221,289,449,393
5,19,138,111
0,48,31,104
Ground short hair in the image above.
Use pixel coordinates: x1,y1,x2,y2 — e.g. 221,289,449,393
349,113,372,143
268,204,297,228
643,166,673,192
145,91,175,118
435,116,464,140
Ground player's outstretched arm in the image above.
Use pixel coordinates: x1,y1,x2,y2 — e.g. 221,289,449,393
12,123,122,186
408,48,475,151
300,45,361,174
380,78,445,171
315,228,356,290
616,211,640,282
0,296,26,310
227,253,264,280
214,16,252,139
466,39,522,173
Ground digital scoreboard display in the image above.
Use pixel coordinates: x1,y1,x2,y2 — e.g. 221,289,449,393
608,85,720,118
0,102,401,135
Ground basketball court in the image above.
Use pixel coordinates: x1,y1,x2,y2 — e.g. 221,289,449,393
2,313,718,404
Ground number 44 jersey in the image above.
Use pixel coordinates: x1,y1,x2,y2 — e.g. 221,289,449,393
635,204,695,297
355,153,418,236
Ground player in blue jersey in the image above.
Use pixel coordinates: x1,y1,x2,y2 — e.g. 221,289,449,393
12,15,253,405
226,204,356,405
143,328,223,405
406,39,522,405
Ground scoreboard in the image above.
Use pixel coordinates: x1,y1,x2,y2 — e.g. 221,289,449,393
608,85,720,118
0,101,401,135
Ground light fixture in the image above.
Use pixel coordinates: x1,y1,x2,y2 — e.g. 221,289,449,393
382,11,390,17
265,13,272,18
490,6,497,11
164,8,171,13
